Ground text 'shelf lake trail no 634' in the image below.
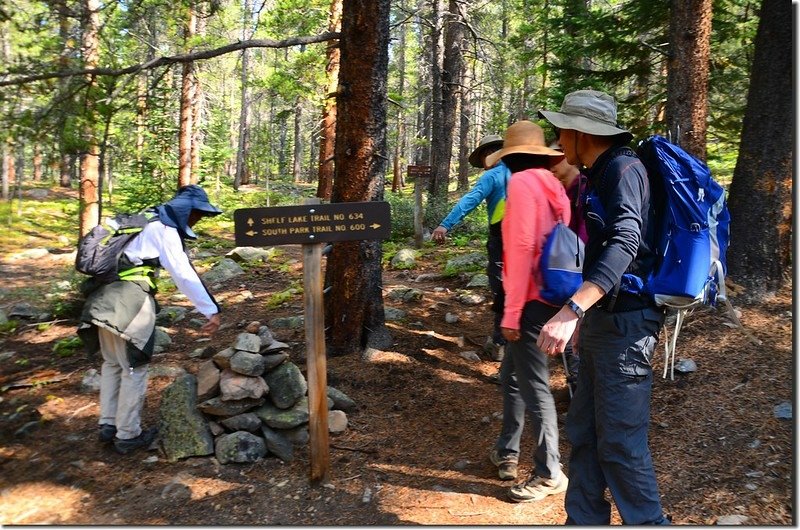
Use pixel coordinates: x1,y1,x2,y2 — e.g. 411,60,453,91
234,201,391,247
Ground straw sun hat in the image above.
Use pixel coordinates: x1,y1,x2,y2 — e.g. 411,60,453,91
484,120,564,168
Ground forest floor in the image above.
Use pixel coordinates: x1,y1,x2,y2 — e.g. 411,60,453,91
0,189,793,525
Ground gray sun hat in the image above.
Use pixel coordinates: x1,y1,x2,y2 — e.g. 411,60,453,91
538,89,633,141
468,134,504,168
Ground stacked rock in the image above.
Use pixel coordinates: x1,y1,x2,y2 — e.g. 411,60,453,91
159,325,356,464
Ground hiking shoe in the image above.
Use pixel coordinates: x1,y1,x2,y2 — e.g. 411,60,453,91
490,343,505,362
484,338,506,362
98,424,117,444
113,427,158,455
489,449,518,480
508,471,568,502
489,370,501,385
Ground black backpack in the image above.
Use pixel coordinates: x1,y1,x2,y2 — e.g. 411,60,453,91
75,211,158,284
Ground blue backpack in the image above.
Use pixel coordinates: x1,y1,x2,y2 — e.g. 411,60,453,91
638,135,730,307
637,135,762,378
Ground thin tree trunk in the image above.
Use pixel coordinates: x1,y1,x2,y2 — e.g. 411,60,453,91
457,52,472,191
235,0,251,191
1,23,10,200
665,0,713,160
33,144,42,182
292,95,303,182
324,0,391,356
178,3,197,188
316,0,342,200
79,0,101,237
57,0,72,188
391,0,407,193
191,8,205,180
414,1,431,165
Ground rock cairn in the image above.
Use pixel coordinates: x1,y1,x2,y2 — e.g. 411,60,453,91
159,324,356,464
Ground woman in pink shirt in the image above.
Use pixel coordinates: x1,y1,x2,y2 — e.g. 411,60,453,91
483,120,572,504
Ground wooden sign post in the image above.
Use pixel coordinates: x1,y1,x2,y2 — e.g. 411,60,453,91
406,165,431,248
234,200,391,484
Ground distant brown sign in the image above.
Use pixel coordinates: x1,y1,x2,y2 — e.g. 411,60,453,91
406,165,432,180
234,201,391,246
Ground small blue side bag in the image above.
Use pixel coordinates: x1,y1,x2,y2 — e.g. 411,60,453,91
539,222,585,306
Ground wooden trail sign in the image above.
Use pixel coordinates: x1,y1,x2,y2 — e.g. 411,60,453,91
234,201,390,247
233,200,391,485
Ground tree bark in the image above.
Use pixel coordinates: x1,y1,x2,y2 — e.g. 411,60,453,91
292,95,303,183
178,3,197,188
57,0,72,188
79,0,101,237
235,0,251,191
316,0,342,200
665,0,713,160
414,1,431,166
456,30,472,191
726,0,791,299
33,144,42,182
324,0,391,356
391,0,407,193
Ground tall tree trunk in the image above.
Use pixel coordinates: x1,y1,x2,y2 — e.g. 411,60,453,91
391,0,407,193
1,140,8,201
191,9,205,182
429,0,463,207
414,1,431,165
727,0,791,299
324,0,391,356
292,95,303,182
178,3,197,188
234,0,251,191
234,48,250,190
57,0,72,188
427,0,445,200
33,144,42,182
79,0,101,237
665,0,712,160
1,23,10,200
457,53,472,191
316,0,342,200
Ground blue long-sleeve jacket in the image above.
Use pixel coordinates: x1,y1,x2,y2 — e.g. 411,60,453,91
439,161,512,230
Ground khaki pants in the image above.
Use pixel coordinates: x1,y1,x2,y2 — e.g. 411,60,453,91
98,327,148,440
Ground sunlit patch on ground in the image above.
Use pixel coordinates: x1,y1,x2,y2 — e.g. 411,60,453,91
0,482,87,524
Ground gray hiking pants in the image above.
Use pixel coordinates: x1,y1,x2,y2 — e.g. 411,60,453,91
494,300,561,479
98,327,148,440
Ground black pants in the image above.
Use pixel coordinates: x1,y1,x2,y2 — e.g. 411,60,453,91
486,224,505,345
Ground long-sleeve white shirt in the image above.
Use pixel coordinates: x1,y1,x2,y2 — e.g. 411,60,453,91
123,220,219,318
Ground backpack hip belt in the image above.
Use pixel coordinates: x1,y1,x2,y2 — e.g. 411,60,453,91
118,265,157,290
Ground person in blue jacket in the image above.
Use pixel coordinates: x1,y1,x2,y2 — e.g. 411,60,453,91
431,133,510,362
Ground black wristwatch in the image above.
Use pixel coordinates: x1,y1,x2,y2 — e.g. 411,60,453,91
564,298,585,319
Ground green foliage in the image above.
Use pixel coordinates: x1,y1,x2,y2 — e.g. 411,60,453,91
265,282,303,309
52,336,83,358
0,319,19,335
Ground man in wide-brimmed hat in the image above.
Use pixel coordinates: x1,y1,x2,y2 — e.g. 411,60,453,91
537,90,668,525
484,120,572,503
78,185,223,455
432,133,508,362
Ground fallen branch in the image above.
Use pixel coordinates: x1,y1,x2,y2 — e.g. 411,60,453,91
330,443,378,455
0,32,340,87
